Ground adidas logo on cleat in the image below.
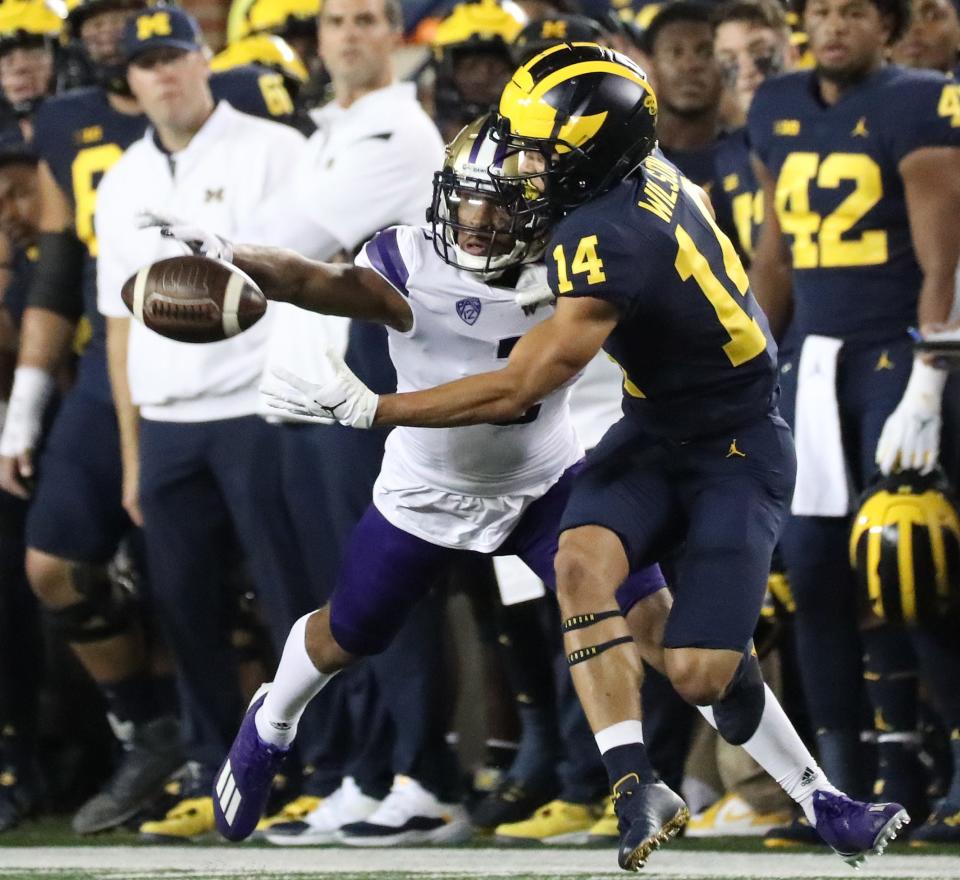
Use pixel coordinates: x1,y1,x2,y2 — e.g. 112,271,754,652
216,760,242,826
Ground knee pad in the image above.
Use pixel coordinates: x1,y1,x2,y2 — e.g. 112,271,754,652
46,564,136,643
712,645,765,746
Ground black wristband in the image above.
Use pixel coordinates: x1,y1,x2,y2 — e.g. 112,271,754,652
27,231,85,320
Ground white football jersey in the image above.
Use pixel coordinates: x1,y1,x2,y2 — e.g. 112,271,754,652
356,225,582,504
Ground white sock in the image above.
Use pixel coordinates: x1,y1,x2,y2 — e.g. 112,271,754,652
255,613,338,748
595,720,645,754
698,686,839,825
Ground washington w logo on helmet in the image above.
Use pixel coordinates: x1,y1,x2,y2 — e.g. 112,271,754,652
494,42,658,210
850,469,960,626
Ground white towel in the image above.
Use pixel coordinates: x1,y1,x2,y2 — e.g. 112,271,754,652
790,335,852,517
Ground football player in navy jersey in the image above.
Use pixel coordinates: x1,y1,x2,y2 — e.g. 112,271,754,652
748,0,960,846
263,45,909,870
640,2,724,188
709,0,797,264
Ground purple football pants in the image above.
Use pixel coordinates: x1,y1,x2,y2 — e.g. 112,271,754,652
329,463,666,655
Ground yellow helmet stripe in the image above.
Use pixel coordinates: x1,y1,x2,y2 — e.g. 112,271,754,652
897,518,916,623
866,526,884,619
531,59,650,102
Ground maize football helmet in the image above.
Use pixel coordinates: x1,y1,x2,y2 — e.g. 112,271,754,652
495,42,658,211
850,469,960,626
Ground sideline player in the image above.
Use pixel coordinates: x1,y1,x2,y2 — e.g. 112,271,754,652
256,47,909,870
748,0,960,844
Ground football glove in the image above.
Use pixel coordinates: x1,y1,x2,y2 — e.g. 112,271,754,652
136,210,234,262
876,357,946,475
260,351,379,429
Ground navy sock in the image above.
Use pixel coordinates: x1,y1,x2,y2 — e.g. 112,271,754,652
99,675,157,731
602,743,657,789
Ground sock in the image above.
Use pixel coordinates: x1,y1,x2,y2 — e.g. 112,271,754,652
595,720,657,787
699,685,838,825
510,704,560,784
256,614,337,748
150,675,179,717
99,675,158,732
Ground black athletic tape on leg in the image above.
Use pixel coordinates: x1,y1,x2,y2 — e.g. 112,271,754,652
567,635,634,666
562,609,622,632
712,645,765,746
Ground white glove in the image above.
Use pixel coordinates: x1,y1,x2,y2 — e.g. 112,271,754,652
259,351,379,429
0,366,54,457
135,210,234,262
875,358,947,475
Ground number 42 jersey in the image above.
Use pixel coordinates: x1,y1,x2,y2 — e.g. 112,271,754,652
748,66,960,343
546,152,778,441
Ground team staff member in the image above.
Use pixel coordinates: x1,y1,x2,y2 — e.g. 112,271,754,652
95,6,309,842
749,0,960,844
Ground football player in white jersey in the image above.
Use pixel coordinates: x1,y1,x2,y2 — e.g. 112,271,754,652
150,114,668,842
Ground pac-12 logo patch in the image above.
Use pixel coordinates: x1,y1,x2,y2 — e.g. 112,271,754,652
456,297,482,325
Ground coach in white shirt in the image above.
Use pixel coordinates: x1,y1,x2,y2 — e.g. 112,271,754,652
95,6,318,816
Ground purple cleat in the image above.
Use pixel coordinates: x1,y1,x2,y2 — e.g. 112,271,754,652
812,790,910,866
213,684,290,842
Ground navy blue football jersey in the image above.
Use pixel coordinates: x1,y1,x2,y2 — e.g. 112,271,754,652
749,65,960,343
546,152,778,440
710,127,761,264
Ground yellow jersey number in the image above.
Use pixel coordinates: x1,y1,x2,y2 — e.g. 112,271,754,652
775,151,887,269
679,180,767,367
72,143,124,258
258,73,293,117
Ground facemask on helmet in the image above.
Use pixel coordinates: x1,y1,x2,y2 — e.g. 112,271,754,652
428,112,551,279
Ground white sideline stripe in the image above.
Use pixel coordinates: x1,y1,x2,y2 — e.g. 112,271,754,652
132,269,149,323
224,787,242,826
215,762,231,799
0,848,957,878
222,273,244,337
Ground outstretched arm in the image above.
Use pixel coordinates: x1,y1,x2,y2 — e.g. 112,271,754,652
234,245,414,333
375,295,618,428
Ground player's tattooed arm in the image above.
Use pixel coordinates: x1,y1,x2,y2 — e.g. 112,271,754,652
232,245,413,333
374,296,618,428
901,146,960,332
748,156,793,340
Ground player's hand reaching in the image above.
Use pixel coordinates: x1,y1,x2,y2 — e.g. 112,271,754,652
876,358,946,475
260,351,379,429
136,210,234,262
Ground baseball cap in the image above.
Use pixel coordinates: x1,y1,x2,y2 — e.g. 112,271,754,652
122,6,204,62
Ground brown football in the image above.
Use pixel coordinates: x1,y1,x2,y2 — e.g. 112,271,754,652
120,255,267,343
